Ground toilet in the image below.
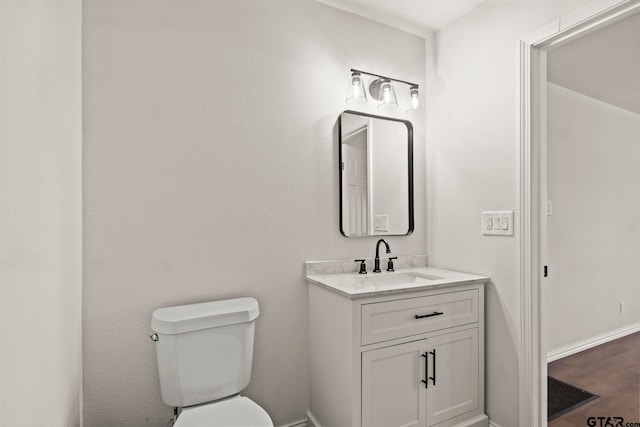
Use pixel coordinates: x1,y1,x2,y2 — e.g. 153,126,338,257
150,297,273,427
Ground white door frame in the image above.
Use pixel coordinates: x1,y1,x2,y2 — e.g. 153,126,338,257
519,0,640,425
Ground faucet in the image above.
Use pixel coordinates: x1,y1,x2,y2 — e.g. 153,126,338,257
373,239,391,273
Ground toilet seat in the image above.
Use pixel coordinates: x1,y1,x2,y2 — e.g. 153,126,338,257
174,396,273,427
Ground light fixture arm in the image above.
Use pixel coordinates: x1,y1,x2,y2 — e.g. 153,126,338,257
350,68,419,89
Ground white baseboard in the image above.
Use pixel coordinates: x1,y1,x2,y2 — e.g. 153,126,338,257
306,410,492,427
305,411,320,427
459,414,489,426
278,418,307,427
547,321,640,363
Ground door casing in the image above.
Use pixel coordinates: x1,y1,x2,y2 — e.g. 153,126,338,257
519,1,640,425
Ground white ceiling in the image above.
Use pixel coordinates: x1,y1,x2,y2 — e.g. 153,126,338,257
314,0,486,38
548,11,640,116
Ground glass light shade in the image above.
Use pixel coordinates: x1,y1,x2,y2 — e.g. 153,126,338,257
377,80,397,110
406,86,425,114
345,72,367,104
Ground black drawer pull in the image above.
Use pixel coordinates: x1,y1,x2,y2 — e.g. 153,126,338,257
415,311,444,319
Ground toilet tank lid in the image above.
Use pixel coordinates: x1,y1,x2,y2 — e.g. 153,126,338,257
151,297,259,335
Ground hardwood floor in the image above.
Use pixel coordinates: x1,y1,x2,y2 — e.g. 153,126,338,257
548,332,640,426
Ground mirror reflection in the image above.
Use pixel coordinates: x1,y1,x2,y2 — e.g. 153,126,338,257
339,111,413,237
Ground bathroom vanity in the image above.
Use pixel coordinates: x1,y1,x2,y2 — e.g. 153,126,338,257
305,258,489,427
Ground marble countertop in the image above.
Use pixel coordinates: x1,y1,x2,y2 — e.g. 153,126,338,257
305,266,490,299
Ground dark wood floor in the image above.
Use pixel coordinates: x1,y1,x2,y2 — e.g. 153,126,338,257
549,331,640,426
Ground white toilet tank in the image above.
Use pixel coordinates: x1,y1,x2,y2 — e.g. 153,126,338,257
151,297,260,408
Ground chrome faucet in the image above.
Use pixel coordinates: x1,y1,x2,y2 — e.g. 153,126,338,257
373,239,391,273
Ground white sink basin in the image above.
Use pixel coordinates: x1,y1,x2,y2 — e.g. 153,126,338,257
364,272,444,286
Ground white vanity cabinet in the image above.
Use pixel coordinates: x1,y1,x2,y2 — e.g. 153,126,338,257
307,269,488,427
362,327,480,427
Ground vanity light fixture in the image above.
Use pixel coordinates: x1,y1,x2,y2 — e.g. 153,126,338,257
345,69,422,115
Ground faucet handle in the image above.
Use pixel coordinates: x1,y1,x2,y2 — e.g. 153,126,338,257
355,259,367,274
387,257,398,272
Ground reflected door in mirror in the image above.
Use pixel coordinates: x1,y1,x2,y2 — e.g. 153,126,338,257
342,125,369,236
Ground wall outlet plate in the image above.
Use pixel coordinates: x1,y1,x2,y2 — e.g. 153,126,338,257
374,215,389,231
482,211,514,236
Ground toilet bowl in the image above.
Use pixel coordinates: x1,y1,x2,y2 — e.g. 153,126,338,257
151,297,273,426
174,396,272,427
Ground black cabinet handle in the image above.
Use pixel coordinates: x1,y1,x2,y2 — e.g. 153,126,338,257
421,352,428,389
415,311,444,319
429,349,436,385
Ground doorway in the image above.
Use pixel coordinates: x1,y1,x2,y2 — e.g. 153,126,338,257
545,9,640,423
519,1,640,425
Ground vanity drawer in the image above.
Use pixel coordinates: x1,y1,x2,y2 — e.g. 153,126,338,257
361,289,478,345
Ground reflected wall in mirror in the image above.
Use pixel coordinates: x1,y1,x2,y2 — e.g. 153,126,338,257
339,111,413,237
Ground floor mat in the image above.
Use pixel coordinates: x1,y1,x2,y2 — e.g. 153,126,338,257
548,376,599,421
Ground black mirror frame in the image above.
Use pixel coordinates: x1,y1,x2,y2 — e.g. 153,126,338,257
338,110,414,238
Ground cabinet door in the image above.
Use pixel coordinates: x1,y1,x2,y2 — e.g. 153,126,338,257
362,340,427,427
426,328,479,426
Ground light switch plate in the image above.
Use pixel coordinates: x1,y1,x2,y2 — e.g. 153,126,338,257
482,211,514,236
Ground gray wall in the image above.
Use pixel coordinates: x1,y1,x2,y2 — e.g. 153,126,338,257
423,0,593,425
0,0,82,426
82,1,425,425
547,82,640,353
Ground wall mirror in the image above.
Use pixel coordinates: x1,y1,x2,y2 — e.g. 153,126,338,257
339,110,413,237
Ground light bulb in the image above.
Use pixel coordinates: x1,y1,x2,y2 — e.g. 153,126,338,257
382,85,391,102
353,81,363,98
406,86,424,114
377,80,397,110
411,93,419,109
